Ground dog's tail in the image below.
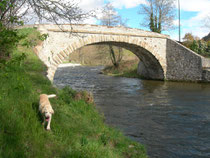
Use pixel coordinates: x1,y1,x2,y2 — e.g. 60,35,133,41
47,94,56,98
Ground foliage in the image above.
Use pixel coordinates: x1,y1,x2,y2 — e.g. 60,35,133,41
0,0,25,61
0,28,147,158
0,0,24,27
0,25,20,60
182,33,210,57
103,59,140,78
183,33,195,42
0,0,90,61
139,0,175,33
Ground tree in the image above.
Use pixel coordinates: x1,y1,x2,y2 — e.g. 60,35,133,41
0,0,24,60
139,0,175,33
183,33,195,42
190,40,199,52
182,33,200,48
98,3,126,67
0,0,90,28
0,0,90,61
100,3,120,27
182,33,210,57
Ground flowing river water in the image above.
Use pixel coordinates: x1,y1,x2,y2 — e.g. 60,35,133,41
54,64,210,158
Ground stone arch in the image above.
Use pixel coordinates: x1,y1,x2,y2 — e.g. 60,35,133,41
47,35,166,81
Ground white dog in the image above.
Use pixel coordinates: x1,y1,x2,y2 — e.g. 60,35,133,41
39,94,56,130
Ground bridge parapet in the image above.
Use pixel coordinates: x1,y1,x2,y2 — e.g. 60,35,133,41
37,24,169,38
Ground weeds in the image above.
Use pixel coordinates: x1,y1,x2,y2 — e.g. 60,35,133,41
103,60,141,78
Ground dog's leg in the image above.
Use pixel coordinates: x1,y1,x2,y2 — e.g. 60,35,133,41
42,114,45,125
46,116,52,130
42,119,45,126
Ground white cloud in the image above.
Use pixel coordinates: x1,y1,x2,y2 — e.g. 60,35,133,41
78,0,104,11
173,19,179,27
178,0,210,12
173,0,210,39
74,0,105,25
80,17,98,24
184,28,207,38
108,0,146,9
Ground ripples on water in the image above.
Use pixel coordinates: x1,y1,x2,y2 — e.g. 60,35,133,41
54,65,210,158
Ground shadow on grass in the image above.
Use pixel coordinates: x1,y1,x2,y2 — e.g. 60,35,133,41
32,102,43,124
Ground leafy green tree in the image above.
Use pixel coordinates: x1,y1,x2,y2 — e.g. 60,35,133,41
190,40,199,52
0,1,23,61
182,33,210,57
0,0,90,61
207,41,210,53
198,40,207,55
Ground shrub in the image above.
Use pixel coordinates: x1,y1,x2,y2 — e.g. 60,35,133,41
0,25,21,61
183,39,210,57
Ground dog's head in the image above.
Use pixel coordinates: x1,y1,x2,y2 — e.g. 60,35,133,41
43,109,54,122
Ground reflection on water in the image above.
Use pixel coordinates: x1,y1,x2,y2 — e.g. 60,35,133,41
54,65,210,158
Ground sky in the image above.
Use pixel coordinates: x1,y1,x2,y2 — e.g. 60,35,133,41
77,0,210,41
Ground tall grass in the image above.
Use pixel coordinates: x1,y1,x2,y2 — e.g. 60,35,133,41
0,28,147,158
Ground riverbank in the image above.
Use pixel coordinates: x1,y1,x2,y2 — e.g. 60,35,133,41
102,59,141,78
54,64,210,158
0,28,147,157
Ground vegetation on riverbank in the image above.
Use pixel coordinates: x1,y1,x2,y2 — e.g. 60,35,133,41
103,59,141,78
0,28,147,158
69,45,139,66
182,32,210,58
69,44,141,78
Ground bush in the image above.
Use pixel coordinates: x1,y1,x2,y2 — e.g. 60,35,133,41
0,25,21,61
183,39,210,57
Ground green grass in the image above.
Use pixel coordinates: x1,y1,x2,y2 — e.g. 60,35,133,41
0,28,147,158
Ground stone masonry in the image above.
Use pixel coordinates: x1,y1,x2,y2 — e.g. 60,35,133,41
32,24,210,82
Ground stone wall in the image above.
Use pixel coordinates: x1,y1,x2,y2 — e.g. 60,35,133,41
165,39,203,82
202,70,210,82
202,57,210,69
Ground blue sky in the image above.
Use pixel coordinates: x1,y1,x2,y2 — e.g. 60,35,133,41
78,0,210,41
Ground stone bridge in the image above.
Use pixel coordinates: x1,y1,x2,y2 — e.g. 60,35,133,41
33,24,210,82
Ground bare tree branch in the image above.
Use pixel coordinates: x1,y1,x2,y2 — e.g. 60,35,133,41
138,0,175,32
98,3,127,67
0,0,93,28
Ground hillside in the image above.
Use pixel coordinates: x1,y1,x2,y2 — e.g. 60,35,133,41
0,28,147,158
202,33,210,41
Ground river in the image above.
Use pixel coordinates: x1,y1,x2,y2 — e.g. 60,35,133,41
54,64,210,158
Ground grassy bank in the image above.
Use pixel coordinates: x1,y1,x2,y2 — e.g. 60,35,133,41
0,28,147,158
103,60,141,78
